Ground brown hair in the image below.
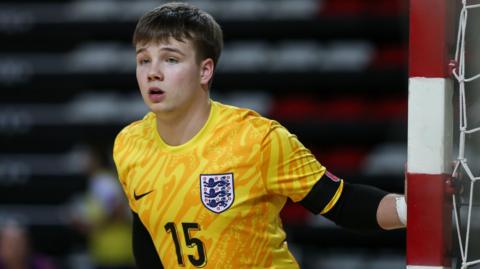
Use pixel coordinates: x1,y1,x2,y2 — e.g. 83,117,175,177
133,2,223,67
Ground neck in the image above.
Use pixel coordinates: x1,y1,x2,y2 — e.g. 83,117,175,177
156,98,211,146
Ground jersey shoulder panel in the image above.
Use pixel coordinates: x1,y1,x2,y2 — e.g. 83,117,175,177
258,118,325,202
113,112,155,161
113,112,156,212
115,112,156,141
214,102,274,138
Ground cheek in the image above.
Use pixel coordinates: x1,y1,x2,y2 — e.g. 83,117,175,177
136,68,147,87
136,68,142,80
174,66,201,84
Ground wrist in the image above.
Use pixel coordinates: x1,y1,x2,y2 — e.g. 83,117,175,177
395,195,407,226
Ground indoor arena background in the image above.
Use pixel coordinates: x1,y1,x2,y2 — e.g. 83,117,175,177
0,1,408,268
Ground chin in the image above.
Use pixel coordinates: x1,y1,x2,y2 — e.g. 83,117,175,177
148,105,163,114
142,97,163,112
148,103,172,114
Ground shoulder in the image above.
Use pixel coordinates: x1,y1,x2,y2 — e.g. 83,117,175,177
214,101,278,137
222,103,297,146
114,112,156,151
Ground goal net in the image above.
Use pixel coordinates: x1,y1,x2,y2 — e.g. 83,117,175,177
407,0,480,268
451,1,480,268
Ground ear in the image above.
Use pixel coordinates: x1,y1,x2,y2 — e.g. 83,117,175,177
199,58,214,85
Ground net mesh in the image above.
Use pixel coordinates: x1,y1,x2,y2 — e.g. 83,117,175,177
451,1,480,268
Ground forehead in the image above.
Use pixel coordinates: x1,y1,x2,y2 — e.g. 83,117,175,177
135,37,195,55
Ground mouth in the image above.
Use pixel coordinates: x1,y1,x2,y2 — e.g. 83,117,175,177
148,87,165,102
149,87,164,95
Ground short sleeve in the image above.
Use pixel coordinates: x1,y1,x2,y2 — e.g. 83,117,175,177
260,121,326,202
113,129,138,212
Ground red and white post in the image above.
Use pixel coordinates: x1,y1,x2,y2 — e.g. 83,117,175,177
407,0,454,268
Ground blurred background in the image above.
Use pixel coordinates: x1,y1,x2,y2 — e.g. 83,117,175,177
0,0,410,268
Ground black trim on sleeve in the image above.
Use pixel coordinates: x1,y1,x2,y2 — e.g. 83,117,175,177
299,178,388,231
323,182,388,231
132,211,164,269
299,176,342,214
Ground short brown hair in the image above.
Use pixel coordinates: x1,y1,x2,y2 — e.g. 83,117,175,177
133,2,223,67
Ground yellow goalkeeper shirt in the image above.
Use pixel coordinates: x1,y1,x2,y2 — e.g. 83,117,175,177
113,100,337,268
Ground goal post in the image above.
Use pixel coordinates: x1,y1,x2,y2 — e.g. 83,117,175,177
407,0,455,268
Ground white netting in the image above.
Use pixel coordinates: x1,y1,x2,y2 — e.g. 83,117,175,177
451,1,480,268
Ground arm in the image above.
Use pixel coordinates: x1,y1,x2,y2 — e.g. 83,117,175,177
132,211,164,269
377,194,406,230
377,173,407,229
300,176,406,231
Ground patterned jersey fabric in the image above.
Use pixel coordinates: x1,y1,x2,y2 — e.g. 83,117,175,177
114,100,341,268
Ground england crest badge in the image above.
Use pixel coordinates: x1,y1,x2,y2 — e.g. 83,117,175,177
200,173,234,213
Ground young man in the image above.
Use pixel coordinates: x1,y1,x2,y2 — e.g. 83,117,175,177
113,2,406,268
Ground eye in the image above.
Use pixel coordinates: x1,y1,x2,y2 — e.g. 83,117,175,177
137,58,151,65
165,57,179,64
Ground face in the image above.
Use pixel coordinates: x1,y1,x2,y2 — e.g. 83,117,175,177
135,38,213,116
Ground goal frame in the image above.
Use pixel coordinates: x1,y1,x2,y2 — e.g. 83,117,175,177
407,0,456,268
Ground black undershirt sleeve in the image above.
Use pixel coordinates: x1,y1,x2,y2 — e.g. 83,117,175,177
132,211,164,269
300,177,388,231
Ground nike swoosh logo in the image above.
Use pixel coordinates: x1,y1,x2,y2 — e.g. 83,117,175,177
134,190,154,201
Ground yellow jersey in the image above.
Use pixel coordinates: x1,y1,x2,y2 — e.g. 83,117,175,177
113,100,335,268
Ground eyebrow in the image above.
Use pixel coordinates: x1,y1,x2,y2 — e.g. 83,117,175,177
136,46,186,56
136,47,147,55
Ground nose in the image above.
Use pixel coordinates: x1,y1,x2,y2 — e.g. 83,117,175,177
147,63,164,82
